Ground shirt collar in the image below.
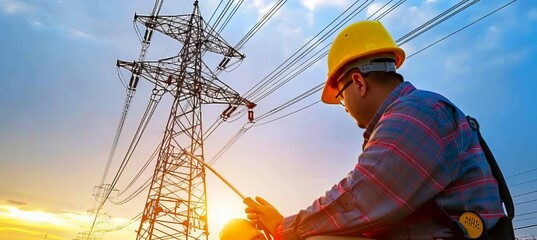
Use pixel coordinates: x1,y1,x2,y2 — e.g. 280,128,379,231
363,81,416,142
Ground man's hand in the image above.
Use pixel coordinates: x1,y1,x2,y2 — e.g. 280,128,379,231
245,196,284,236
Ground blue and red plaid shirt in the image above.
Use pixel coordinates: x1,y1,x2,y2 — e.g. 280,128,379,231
277,82,505,239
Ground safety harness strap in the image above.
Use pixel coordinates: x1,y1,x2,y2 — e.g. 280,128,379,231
431,116,515,239
466,116,514,219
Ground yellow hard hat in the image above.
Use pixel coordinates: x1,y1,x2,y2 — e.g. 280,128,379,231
321,20,406,104
219,218,265,240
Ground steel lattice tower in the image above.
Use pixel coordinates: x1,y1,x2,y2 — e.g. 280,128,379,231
117,1,253,239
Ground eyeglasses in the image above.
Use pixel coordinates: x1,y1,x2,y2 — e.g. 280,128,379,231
335,80,352,106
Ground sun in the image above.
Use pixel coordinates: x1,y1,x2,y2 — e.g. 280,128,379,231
208,199,246,236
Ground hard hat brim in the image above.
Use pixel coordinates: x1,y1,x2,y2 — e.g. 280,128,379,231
321,47,405,104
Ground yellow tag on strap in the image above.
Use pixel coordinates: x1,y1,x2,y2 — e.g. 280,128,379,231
458,212,484,239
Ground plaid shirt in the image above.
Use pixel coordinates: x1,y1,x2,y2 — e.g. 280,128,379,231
277,82,505,240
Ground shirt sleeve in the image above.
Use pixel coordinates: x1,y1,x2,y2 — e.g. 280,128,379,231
278,100,456,240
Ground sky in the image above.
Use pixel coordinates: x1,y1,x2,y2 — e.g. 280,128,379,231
0,0,536,239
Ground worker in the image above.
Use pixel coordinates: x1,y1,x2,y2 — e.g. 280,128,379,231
245,20,507,239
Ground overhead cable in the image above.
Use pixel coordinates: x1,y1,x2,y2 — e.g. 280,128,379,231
515,198,537,206
88,91,161,234
252,45,329,103
375,0,406,20
216,0,246,34
508,167,537,179
209,0,515,169
367,0,394,20
514,223,537,230
210,1,234,30
98,213,142,233
116,140,161,196
100,89,135,186
235,0,287,49
208,0,224,25
255,100,321,127
407,0,516,59
513,190,537,198
244,0,375,101
398,0,479,46
396,0,470,42
514,216,537,223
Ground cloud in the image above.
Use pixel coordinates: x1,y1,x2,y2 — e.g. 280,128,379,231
0,0,34,14
486,46,532,68
366,3,381,18
30,20,43,27
65,27,94,40
6,200,27,206
299,0,349,12
476,25,501,51
529,9,537,20
442,51,472,77
1,1,100,42
374,3,437,37
247,0,274,18
0,226,64,240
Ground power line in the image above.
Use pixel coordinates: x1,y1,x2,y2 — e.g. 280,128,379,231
252,43,330,103
247,0,478,107
235,0,287,49
510,178,537,188
515,198,537,206
515,216,537,223
97,213,142,233
207,125,251,166
207,0,224,25
88,91,162,237
83,0,167,237
224,0,411,123
407,0,517,59
367,0,394,20
245,0,375,101
214,0,288,73
518,210,537,217
396,0,474,44
116,139,161,196
514,190,537,198
256,82,324,121
248,0,488,123
515,236,537,240
515,224,537,231
210,1,234,30
399,0,479,46
375,0,406,20
215,0,246,34
508,167,537,179
205,0,495,166
100,90,135,186
255,100,321,127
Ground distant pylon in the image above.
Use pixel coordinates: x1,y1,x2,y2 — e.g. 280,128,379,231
117,1,253,239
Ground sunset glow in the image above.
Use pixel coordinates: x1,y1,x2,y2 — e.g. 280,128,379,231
0,204,134,239
3,206,65,225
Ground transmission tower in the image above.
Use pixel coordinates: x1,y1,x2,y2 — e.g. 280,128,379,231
117,1,254,239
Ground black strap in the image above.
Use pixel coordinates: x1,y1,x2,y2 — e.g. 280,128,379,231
425,116,514,239
466,116,514,219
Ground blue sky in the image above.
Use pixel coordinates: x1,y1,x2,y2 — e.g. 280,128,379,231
0,0,536,239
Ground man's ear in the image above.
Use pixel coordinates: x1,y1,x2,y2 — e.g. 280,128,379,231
351,72,367,97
